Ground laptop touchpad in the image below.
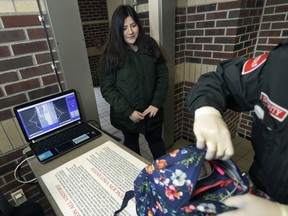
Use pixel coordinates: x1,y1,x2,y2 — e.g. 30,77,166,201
55,141,74,153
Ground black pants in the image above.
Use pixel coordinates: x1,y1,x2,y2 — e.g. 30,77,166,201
122,126,166,159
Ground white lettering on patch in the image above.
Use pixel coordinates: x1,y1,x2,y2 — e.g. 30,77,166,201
260,92,288,122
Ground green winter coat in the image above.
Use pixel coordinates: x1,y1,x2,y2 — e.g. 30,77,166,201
100,48,169,134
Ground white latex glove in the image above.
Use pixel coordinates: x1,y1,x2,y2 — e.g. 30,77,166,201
194,106,234,160
218,194,288,216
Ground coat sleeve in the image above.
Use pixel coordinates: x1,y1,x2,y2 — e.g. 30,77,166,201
99,71,134,118
151,61,169,109
185,55,267,116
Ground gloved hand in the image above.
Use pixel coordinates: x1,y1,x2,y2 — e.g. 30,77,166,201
218,194,288,216
194,106,234,160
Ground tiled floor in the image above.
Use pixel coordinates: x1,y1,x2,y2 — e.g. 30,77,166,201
94,87,254,173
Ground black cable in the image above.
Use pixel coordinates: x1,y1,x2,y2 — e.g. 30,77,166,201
36,0,63,92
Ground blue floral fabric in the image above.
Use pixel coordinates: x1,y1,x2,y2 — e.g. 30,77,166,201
134,144,251,216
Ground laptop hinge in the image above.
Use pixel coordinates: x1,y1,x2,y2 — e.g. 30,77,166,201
30,121,81,144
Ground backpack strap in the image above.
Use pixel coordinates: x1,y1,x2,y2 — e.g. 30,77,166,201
192,179,235,198
114,190,135,216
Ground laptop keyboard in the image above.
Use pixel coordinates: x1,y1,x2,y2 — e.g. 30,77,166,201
33,123,98,153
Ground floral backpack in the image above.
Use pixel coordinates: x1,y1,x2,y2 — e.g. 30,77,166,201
114,144,269,216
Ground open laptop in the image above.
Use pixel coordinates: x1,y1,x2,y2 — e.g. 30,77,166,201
14,89,101,163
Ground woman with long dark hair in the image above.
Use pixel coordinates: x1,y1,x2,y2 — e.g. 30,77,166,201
99,5,168,159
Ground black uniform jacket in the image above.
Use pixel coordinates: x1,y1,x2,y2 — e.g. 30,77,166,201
186,40,288,204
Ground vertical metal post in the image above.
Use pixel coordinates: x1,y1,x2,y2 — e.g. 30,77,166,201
44,0,100,122
149,0,175,148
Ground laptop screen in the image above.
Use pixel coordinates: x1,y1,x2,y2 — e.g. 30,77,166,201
14,90,81,142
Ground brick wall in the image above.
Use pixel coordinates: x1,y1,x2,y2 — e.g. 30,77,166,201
0,3,62,214
176,0,288,141
238,0,288,138
78,0,109,87
0,14,62,122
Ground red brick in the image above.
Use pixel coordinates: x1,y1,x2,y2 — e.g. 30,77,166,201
27,28,47,39
215,36,237,44
239,9,251,18
0,30,26,43
196,21,215,28
227,27,242,35
195,37,213,43
2,15,40,28
0,109,13,122
187,6,196,14
194,51,212,57
187,14,205,21
272,22,288,29
204,44,223,51
136,0,147,4
268,38,284,45
186,23,195,29
0,93,27,109
207,11,227,20
187,29,204,36
186,57,201,63
259,30,281,37
35,52,58,64
213,51,234,59
176,16,187,23
0,56,33,72
12,41,48,55
238,49,248,56
205,28,225,35
224,44,236,52
262,14,286,22
5,79,40,95
42,74,57,85
197,4,216,13
176,8,186,15
218,1,242,10
187,44,203,50
0,72,19,84
266,0,288,6
20,64,53,79
203,58,221,65
28,85,60,100
243,17,253,25
261,23,271,30
252,16,261,24
0,46,11,58
216,19,239,27
264,6,275,14
275,5,288,13
228,10,241,19
249,8,261,16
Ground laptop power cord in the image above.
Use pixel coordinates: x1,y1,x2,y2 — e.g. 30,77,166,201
14,154,37,184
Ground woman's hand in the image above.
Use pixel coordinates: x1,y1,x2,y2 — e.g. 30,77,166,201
143,105,159,118
129,110,145,123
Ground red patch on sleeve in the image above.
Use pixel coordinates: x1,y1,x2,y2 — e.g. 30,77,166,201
242,53,268,75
